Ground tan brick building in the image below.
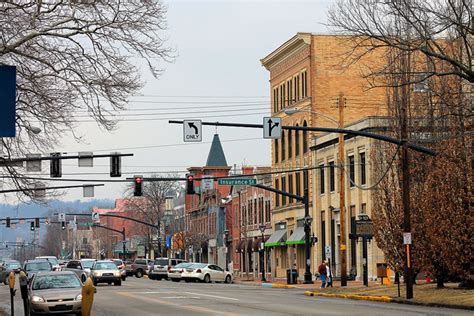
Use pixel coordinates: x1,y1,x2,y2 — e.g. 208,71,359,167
260,33,387,281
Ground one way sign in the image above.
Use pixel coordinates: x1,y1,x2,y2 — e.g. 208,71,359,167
263,117,282,139
183,120,202,142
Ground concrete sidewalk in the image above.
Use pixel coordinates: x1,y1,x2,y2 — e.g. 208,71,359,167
234,276,378,290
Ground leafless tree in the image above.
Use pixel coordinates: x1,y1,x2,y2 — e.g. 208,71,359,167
0,0,172,198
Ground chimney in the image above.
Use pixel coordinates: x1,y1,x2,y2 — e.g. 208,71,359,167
242,166,254,175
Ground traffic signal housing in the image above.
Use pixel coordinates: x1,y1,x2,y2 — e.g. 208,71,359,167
35,218,40,228
134,176,143,196
6,217,10,228
61,221,66,230
30,222,35,231
186,174,195,195
50,152,62,178
110,154,121,177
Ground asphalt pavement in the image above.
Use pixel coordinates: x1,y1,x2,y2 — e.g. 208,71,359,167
0,276,472,315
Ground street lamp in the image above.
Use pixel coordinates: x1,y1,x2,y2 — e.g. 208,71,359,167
223,229,229,271
285,101,349,286
259,224,266,282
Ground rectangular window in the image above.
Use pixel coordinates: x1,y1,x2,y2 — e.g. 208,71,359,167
321,211,326,260
275,179,280,207
281,176,287,206
289,79,292,104
301,72,305,98
361,203,366,214
265,200,271,223
329,161,335,192
281,85,285,108
273,88,277,113
349,156,355,188
274,139,279,163
319,165,325,194
360,152,366,185
295,172,301,197
254,199,258,225
302,71,308,98
288,174,294,203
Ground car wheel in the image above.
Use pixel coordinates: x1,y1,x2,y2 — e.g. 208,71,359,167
157,276,162,280
136,269,144,278
184,279,192,283
114,280,122,286
225,275,232,284
122,276,126,281
171,279,180,282
81,275,86,283
203,274,211,283
93,280,98,286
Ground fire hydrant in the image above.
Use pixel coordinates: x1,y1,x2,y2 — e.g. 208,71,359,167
82,277,95,316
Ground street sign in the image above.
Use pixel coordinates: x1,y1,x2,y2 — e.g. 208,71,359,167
0,66,16,137
83,185,94,198
218,178,256,186
355,220,374,237
201,177,214,191
263,117,282,139
403,232,412,245
183,120,202,142
58,213,65,222
78,222,94,227
91,212,100,223
325,245,331,258
26,154,42,172
78,152,93,167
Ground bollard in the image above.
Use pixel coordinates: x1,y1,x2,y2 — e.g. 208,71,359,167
8,271,16,316
82,277,95,316
19,271,29,316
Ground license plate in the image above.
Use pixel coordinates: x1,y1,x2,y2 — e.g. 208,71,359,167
103,273,113,276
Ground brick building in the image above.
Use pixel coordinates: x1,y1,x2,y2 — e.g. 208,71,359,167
260,33,387,280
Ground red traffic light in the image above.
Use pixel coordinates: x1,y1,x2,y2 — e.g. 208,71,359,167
187,175,193,181
186,174,195,194
135,177,142,184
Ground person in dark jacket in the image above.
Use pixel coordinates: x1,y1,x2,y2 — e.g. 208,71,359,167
318,261,327,288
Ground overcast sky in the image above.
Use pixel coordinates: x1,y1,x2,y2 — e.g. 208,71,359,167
10,0,332,202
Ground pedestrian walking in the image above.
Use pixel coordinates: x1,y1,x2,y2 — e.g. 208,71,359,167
318,261,327,288
325,260,333,287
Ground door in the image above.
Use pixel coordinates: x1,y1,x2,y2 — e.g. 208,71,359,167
209,265,225,282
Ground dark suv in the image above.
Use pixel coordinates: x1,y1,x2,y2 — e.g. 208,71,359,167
131,258,153,278
148,258,186,280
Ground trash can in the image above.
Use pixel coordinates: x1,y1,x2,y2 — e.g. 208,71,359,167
286,269,298,284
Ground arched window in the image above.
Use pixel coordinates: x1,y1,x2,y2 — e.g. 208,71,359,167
288,129,293,159
295,124,300,156
281,130,286,161
274,139,279,163
303,120,308,153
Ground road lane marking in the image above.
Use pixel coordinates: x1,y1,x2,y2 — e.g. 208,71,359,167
183,291,239,301
118,291,242,316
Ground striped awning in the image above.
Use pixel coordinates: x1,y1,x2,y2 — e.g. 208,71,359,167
265,230,286,247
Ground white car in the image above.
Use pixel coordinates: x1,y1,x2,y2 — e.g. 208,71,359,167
35,256,61,271
181,263,232,284
167,262,194,282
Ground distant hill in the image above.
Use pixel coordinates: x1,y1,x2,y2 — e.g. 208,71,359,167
0,199,114,243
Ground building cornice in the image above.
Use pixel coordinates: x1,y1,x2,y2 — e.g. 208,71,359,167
260,32,312,70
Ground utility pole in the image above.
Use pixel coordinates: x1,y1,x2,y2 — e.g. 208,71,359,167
338,93,348,286
122,227,126,261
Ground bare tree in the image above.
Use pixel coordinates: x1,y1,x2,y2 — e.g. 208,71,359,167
0,0,171,197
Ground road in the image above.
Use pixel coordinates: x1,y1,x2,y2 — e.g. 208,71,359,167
0,276,471,315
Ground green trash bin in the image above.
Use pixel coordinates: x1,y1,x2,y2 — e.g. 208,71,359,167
286,269,298,284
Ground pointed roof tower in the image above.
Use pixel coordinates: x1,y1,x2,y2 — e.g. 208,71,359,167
206,134,228,167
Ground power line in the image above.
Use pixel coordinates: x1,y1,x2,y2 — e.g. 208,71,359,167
70,103,270,113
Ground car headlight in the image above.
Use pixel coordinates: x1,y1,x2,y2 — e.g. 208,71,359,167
31,295,45,303
93,271,100,277
114,271,120,277
75,294,82,301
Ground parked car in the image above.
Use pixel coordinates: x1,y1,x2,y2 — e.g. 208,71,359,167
23,259,53,281
0,260,22,285
149,258,187,280
110,259,127,281
35,256,61,271
62,260,90,283
131,258,153,278
58,260,68,270
181,263,232,284
91,260,121,286
167,262,194,283
29,271,82,315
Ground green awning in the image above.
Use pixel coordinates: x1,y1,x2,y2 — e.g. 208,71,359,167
265,230,286,247
286,227,305,245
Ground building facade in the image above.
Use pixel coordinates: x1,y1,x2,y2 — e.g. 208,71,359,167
260,33,387,280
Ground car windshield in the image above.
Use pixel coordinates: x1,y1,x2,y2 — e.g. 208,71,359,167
32,274,81,290
81,261,95,269
26,262,51,271
154,259,168,266
6,263,20,269
174,263,192,268
94,262,117,270
46,258,59,266
113,261,122,266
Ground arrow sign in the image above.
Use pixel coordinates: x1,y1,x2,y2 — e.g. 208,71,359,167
183,120,202,142
263,117,282,139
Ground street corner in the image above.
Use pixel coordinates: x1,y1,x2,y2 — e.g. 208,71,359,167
304,291,393,303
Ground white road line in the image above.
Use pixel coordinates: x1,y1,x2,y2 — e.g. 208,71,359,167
183,291,239,301
161,296,201,299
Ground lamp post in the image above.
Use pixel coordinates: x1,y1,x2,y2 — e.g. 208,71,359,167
223,229,229,271
259,224,266,282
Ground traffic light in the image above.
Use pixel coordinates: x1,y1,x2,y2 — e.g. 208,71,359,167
5,217,10,228
186,174,195,195
50,152,62,178
134,176,143,196
35,218,40,228
110,154,121,177
61,221,66,230
30,222,35,231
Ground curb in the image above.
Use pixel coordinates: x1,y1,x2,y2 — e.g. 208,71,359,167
304,291,391,303
262,283,296,289
304,291,474,311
